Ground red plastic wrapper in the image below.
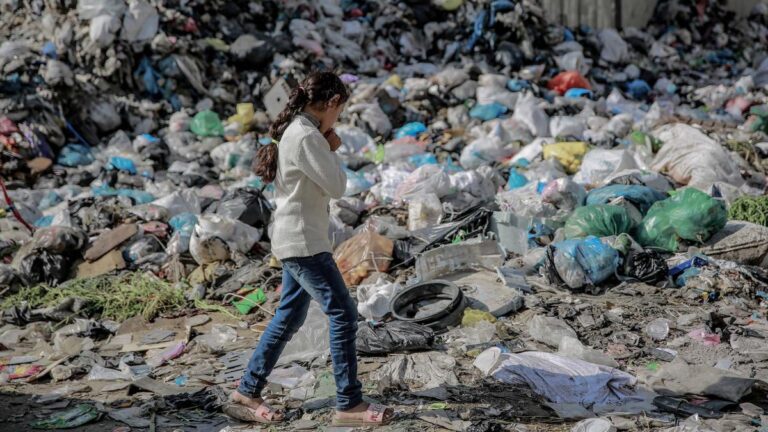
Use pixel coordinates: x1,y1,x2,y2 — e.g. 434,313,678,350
548,71,591,96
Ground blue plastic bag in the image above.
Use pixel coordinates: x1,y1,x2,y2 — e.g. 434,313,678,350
107,156,137,175
565,88,593,99
626,79,651,100
469,103,508,121
394,122,427,139
507,79,530,92
507,168,528,189
42,41,57,59
39,191,63,210
57,144,94,167
34,215,53,228
134,57,161,96
169,212,198,234
408,153,438,167
586,184,667,214
344,168,374,196
552,236,619,288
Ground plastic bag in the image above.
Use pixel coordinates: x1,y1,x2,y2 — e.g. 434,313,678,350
335,125,375,155
541,177,586,211
408,193,443,231
548,236,619,289
564,205,635,239
356,321,435,355
121,0,159,42
57,144,94,167
513,92,550,137
548,71,591,96
395,165,452,202
344,168,374,196
18,251,69,286
168,212,197,234
542,141,589,174
333,223,394,286
469,103,508,121
206,188,272,230
151,189,201,216
586,185,667,214
598,28,629,63
573,148,645,186
190,110,224,137
190,215,263,265
226,103,255,134
550,116,586,138
29,226,88,254
77,0,126,19
278,302,329,365
650,124,743,191
357,278,402,320
527,315,577,348
122,235,163,263
624,250,668,283
394,122,426,139
634,188,727,252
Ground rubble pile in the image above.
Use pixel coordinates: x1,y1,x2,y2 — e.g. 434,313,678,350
3,0,768,430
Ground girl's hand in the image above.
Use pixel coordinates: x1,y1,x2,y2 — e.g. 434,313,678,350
324,128,342,152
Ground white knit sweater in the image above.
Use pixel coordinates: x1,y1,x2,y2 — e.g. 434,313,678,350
270,115,347,259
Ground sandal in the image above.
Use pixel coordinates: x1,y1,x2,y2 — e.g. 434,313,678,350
331,403,394,427
222,402,284,424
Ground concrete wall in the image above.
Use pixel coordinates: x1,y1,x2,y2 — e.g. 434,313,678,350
541,0,763,29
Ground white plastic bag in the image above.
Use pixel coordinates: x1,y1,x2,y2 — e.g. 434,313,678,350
598,28,629,64
651,123,743,191
357,278,403,321
407,193,443,231
513,93,550,137
121,0,159,42
395,165,451,202
89,15,121,47
189,215,262,265
550,116,586,139
573,148,644,186
77,0,126,19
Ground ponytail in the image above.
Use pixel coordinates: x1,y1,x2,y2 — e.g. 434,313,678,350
254,71,350,183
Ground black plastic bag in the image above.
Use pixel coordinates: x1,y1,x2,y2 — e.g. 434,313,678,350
356,321,435,355
206,188,272,230
19,251,69,285
624,250,668,284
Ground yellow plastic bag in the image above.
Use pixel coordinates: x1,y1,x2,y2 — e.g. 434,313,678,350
333,223,394,286
227,103,255,134
461,309,497,327
543,141,589,174
384,74,403,89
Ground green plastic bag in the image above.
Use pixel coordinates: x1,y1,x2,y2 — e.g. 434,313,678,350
31,404,100,429
190,110,224,137
634,188,727,252
563,205,635,239
233,288,267,315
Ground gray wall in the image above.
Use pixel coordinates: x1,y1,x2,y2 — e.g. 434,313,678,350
541,0,763,29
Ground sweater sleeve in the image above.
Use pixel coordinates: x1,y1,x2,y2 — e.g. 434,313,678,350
295,132,347,199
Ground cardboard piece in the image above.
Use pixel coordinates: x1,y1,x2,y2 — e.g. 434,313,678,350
76,249,126,278
84,224,137,262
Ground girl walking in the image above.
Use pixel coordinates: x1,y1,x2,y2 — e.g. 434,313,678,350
226,71,393,427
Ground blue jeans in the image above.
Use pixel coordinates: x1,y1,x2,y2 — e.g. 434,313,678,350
237,252,363,411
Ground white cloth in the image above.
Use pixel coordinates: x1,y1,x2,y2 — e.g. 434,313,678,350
271,115,346,259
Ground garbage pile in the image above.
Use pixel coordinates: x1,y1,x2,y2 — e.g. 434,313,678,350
4,0,768,430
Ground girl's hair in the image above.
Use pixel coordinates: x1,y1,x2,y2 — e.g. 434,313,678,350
253,71,350,183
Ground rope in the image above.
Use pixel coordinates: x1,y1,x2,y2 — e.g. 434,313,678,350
0,176,35,234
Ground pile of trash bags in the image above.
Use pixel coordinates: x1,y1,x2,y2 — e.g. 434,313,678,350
5,0,768,429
